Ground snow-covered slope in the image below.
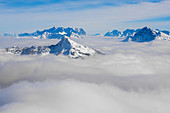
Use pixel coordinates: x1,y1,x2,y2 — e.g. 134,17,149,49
6,37,103,59
155,29,170,35
123,27,170,42
18,27,86,39
155,31,170,41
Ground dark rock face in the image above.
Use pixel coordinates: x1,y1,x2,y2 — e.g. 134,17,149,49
131,27,157,42
121,29,136,37
122,27,170,42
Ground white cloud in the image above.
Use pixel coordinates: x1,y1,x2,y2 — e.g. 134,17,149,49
0,80,170,113
0,37,170,87
0,37,170,112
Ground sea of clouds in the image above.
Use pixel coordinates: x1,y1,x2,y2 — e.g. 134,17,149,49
0,36,170,113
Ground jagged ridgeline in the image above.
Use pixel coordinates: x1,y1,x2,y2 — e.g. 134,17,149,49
105,27,170,39
104,29,140,37
18,27,86,39
6,37,103,59
104,27,170,42
122,27,170,42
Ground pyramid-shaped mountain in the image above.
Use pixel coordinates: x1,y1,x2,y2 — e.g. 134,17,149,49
6,37,103,59
49,37,103,59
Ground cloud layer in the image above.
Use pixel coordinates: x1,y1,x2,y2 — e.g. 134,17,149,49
1,79,170,113
0,37,170,112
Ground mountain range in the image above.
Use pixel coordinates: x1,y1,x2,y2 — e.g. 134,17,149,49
18,27,86,39
123,27,170,42
104,28,170,38
3,26,170,59
104,29,140,37
6,36,103,59
3,26,170,42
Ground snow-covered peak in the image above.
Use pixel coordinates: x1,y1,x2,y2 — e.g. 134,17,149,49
55,36,73,49
49,37,102,59
123,27,170,42
6,37,103,59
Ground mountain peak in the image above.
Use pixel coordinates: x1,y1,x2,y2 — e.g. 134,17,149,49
143,26,150,30
56,36,72,49
49,37,102,58
123,27,170,42
130,27,157,42
6,37,103,59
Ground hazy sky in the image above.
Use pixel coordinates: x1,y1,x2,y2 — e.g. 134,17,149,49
0,0,170,34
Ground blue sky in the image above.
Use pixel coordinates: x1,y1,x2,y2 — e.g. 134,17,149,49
0,0,163,7
0,0,170,35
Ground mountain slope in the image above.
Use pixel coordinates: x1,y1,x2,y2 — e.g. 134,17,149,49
155,29,170,35
6,37,103,59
